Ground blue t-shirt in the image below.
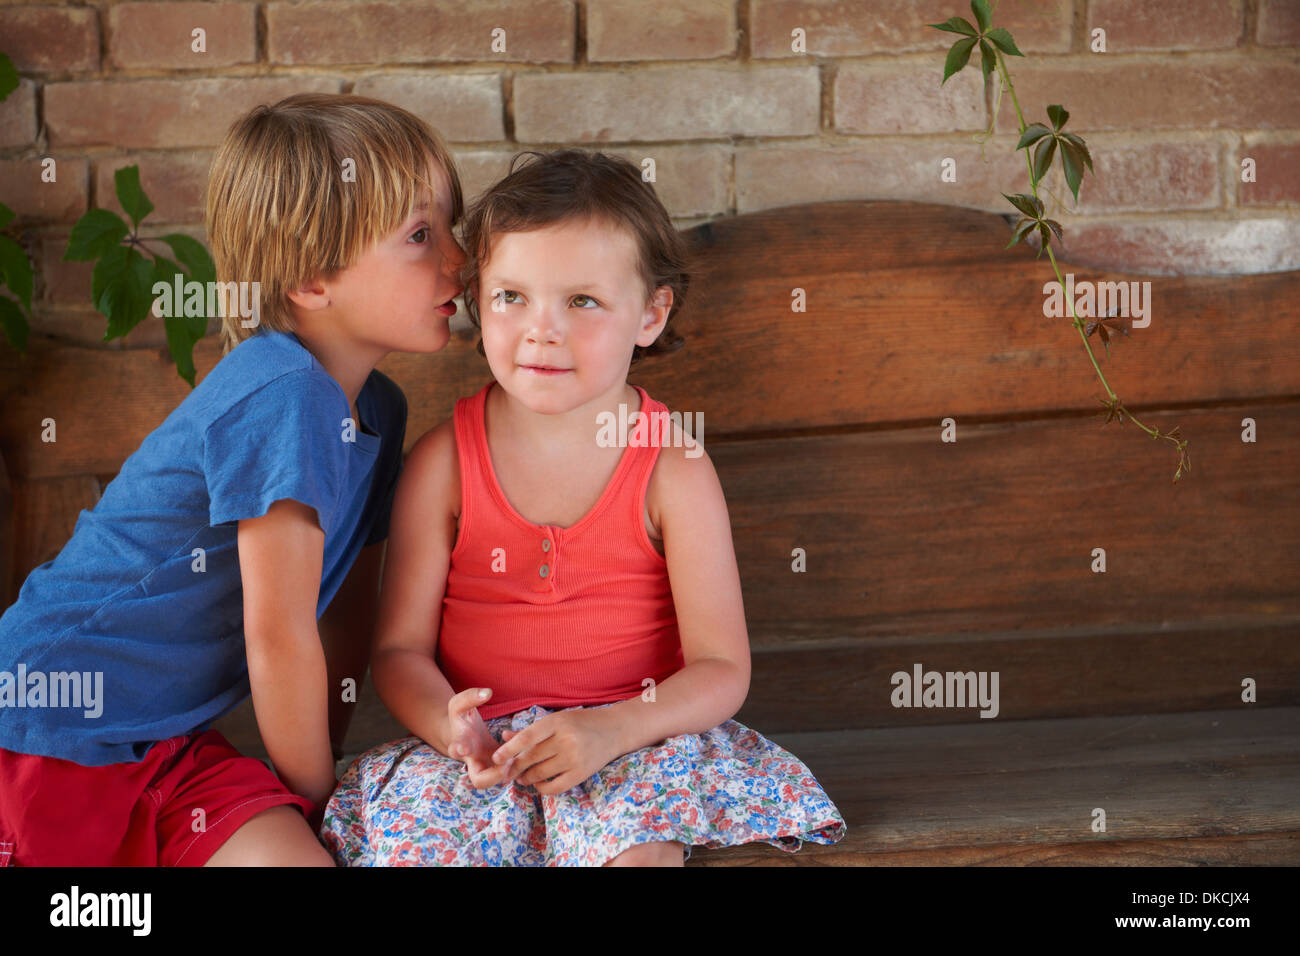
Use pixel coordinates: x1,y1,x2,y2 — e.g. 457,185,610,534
0,330,407,766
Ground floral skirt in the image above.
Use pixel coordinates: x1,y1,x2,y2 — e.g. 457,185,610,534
320,702,847,866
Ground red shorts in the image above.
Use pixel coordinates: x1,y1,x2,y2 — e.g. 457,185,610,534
0,729,318,866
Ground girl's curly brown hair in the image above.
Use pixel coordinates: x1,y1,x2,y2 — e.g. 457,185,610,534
458,149,690,364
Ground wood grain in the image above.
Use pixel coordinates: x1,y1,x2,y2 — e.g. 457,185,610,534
8,474,100,600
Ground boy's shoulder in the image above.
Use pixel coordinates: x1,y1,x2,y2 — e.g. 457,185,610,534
362,365,408,424
197,329,346,429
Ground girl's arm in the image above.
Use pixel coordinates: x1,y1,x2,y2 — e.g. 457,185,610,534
318,539,385,761
598,439,752,755
368,420,463,756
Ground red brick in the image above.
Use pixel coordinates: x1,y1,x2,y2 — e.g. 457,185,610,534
267,0,573,66
40,237,96,307
994,61,1300,133
1059,136,1220,213
736,136,1220,216
1047,218,1300,276
352,73,505,142
96,152,214,225
0,79,38,148
1238,140,1300,206
595,145,729,217
0,157,88,223
450,149,518,204
751,0,1071,58
514,66,819,142
44,77,341,148
587,0,735,62
835,63,985,134
1088,0,1243,51
108,2,257,70
449,144,728,218
0,5,99,73
1258,0,1300,45
735,139,1031,214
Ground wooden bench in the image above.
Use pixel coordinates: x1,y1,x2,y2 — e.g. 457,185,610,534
3,201,1298,864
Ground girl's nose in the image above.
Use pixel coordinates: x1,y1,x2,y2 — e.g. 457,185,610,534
526,322,563,346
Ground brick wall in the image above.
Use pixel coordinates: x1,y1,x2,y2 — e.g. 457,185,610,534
0,0,1297,351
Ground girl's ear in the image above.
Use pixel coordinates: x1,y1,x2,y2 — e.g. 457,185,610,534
638,286,673,346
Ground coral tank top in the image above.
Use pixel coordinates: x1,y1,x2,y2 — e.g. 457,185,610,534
437,381,685,720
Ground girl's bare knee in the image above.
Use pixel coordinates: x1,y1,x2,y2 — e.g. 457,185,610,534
204,805,336,867
603,840,685,867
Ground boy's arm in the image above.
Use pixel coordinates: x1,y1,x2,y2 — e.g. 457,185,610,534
596,441,752,755
368,421,462,755
237,497,337,809
318,539,385,763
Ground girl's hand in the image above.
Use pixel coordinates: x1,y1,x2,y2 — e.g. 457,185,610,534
446,687,517,789
488,707,621,796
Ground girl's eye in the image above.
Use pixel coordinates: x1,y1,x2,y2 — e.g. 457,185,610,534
498,290,519,304
410,227,429,243
572,294,599,308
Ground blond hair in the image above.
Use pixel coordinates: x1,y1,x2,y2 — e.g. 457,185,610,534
205,92,464,355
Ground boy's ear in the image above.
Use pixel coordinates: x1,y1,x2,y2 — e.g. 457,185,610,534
286,275,331,312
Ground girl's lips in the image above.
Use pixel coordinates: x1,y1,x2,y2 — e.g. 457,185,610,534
521,365,571,375
436,299,457,316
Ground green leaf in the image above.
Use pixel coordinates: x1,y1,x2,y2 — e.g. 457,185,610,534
1044,219,1065,245
152,254,207,340
941,36,978,84
0,233,34,311
65,208,130,261
92,246,156,339
0,53,18,102
1032,136,1057,184
1002,192,1042,219
928,17,977,36
163,312,198,387
1060,132,1095,172
979,38,997,80
0,294,28,351
1016,123,1052,149
114,165,154,232
985,27,1024,57
971,0,992,33
159,233,215,286
1005,218,1037,249
0,201,14,231
1047,104,1070,131
1060,144,1085,201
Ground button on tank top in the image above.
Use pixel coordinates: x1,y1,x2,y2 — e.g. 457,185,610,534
437,381,685,720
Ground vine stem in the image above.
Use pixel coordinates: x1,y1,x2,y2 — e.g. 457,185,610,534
992,50,1172,447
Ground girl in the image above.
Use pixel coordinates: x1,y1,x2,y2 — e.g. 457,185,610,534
320,149,846,866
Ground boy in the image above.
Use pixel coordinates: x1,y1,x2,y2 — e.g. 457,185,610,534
0,93,467,866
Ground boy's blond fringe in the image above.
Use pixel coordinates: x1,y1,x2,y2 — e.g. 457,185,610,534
204,92,464,356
